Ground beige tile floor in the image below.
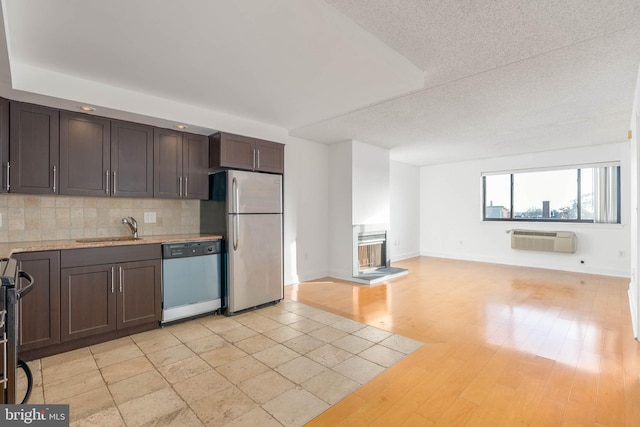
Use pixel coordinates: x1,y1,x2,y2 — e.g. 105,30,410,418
17,299,422,426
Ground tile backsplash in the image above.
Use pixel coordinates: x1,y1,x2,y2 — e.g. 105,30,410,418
0,194,200,243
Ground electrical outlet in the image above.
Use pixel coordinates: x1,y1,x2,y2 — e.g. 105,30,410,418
144,212,156,223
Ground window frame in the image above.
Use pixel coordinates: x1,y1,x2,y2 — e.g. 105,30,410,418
482,164,621,224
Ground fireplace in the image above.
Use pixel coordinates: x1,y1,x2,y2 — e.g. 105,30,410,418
352,224,408,284
357,231,388,273
352,224,390,276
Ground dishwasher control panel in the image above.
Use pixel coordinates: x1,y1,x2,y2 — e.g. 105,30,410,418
162,240,222,259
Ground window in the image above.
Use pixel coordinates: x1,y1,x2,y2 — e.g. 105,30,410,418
482,164,620,223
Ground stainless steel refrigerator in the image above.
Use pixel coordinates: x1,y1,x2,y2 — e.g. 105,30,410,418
200,170,283,315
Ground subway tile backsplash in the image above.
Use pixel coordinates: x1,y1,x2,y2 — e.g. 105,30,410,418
0,194,200,244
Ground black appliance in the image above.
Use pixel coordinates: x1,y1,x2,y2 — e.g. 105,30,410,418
1,258,35,404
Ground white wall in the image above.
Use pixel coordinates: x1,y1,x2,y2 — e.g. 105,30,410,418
420,142,631,277
328,141,353,280
352,141,390,225
328,140,397,280
629,65,640,337
390,161,420,261
283,136,330,284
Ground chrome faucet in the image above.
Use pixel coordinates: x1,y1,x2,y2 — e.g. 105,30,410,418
121,217,138,238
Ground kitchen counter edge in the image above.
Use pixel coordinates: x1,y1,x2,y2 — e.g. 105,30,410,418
1,234,224,258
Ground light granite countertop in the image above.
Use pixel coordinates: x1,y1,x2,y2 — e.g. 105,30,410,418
0,233,224,258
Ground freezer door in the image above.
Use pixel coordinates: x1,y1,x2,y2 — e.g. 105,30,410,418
227,170,282,214
227,213,283,313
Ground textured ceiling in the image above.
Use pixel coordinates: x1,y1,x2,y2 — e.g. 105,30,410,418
293,24,640,165
1,0,639,166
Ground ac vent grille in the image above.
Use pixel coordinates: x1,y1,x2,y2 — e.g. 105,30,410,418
512,230,557,238
511,229,576,253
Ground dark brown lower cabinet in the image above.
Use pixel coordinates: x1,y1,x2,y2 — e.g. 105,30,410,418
13,245,161,359
60,264,116,341
118,260,161,329
13,251,61,352
60,259,161,342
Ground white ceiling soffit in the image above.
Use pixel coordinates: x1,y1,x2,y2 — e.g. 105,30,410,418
1,0,423,130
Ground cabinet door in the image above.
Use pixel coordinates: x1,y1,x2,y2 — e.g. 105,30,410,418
59,112,111,196
154,128,183,198
111,120,154,198
9,102,59,194
14,251,61,352
255,139,284,174
117,259,161,329
183,133,209,199
212,133,255,170
0,98,8,193
60,264,117,341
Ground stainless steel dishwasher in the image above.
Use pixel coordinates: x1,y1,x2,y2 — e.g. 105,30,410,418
161,240,222,324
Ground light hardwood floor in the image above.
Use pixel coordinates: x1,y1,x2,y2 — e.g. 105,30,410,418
285,256,640,427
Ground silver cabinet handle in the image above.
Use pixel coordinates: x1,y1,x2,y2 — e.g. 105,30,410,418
252,148,256,169
113,171,117,195
52,165,57,193
119,266,123,292
111,267,115,293
257,149,260,169
179,176,183,198
4,162,9,191
184,176,188,198
105,170,110,194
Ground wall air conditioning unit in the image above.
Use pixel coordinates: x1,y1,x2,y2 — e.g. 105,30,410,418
510,229,576,254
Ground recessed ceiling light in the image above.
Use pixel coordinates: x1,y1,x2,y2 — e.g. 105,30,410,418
79,105,95,112
176,125,188,130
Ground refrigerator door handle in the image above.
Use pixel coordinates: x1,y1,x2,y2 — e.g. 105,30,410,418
232,177,239,213
234,215,240,250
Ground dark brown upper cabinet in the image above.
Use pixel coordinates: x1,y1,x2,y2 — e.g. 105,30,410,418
60,115,153,198
9,102,60,194
254,137,285,174
154,129,209,199
59,112,111,196
209,132,284,174
110,120,154,198
182,133,209,199
0,98,9,193
154,128,182,199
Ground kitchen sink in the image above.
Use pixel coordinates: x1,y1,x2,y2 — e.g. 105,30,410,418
75,237,143,243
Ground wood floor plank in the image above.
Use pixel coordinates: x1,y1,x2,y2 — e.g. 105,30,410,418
399,412,434,426
432,397,478,427
529,397,565,427
286,256,640,426
562,400,597,427
595,355,625,426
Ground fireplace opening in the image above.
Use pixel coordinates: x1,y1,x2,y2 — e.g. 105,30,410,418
357,231,388,273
